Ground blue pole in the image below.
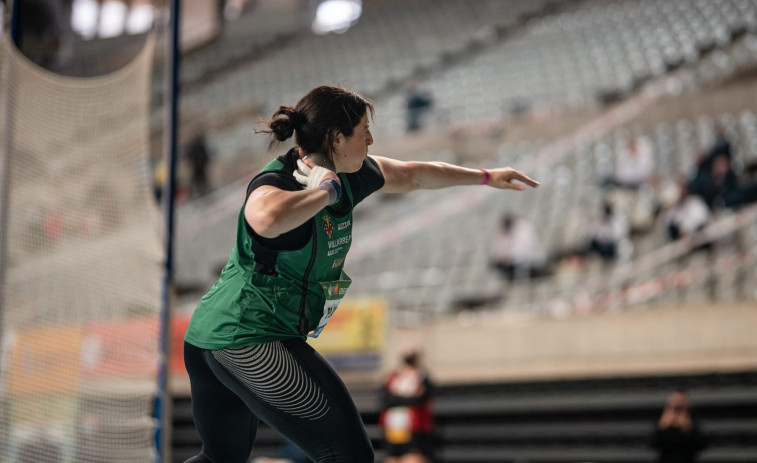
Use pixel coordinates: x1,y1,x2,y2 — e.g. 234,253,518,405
155,0,181,461
9,0,22,47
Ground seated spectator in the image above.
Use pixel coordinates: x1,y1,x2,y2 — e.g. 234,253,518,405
688,151,736,209
664,182,711,242
688,153,757,210
604,136,655,189
650,390,707,463
587,202,629,262
490,214,550,280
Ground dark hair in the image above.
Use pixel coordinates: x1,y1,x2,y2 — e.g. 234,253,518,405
403,352,419,368
259,85,374,156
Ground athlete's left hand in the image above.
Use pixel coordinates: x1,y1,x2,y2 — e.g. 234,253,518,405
294,159,340,190
487,167,539,191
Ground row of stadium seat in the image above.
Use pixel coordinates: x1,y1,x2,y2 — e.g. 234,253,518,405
172,2,757,321
187,0,757,167
377,0,757,133
343,110,757,322
171,371,757,462
164,0,562,144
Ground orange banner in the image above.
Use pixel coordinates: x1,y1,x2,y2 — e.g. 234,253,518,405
81,317,159,379
7,325,83,395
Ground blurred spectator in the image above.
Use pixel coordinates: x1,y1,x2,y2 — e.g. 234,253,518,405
688,153,757,210
490,214,550,280
587,202,629,262
186,134,212,198
688,153,737,209
687,126,757,209
380,349,435,463
663,182,710,242
604,137,655,190
688,124,732,200
651,390,707,463
405,80,433,133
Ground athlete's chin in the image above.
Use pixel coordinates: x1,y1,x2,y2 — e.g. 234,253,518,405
336,153,368,173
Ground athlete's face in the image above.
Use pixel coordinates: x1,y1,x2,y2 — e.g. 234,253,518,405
333,114,373,173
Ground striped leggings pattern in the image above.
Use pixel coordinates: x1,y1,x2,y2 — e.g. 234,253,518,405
212,341,331,420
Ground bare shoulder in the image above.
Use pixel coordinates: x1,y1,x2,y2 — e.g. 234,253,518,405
369,155,415,193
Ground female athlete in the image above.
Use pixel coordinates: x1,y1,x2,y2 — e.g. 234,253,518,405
183,85,538,463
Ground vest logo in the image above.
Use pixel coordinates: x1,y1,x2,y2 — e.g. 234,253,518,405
323,216,334,238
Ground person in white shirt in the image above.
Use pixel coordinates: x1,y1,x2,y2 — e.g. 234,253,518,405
664,183,711,242
490,214,550,280
608,137,655,189
587,202,629,261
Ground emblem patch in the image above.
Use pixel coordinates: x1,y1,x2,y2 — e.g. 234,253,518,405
323,216,334,238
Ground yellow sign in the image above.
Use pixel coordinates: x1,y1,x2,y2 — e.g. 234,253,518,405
309,297,386,354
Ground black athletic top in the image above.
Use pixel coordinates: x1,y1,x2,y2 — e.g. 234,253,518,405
245,149,385,250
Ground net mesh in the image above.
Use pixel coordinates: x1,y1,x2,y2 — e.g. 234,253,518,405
0,33,162,463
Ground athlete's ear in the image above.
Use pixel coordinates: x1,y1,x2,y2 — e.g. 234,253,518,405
332,131,344,151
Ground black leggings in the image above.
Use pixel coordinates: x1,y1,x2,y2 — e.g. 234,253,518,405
183,340,374,463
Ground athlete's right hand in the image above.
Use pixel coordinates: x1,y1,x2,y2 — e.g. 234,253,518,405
294,159,341,190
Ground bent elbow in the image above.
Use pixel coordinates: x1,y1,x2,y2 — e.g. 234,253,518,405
247,210,281,239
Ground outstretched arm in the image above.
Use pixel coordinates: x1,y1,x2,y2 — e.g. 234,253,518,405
372,155,539,194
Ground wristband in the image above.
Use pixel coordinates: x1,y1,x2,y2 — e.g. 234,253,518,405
318,178,342,205
479,168,491,185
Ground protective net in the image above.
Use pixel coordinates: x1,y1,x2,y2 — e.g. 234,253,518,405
0,34,162,462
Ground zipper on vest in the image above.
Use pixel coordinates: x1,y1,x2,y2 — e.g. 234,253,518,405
298,220,318,335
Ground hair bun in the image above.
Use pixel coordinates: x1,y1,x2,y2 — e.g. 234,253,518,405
270,114,295,142
269,106,307,142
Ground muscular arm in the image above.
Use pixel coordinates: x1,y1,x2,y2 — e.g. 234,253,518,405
372,155,538,194
245,186,331,238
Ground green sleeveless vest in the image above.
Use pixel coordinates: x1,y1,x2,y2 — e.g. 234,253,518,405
184,157,354,349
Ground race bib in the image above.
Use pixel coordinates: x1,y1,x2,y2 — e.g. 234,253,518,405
384,407,412,444
308,272,351,338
